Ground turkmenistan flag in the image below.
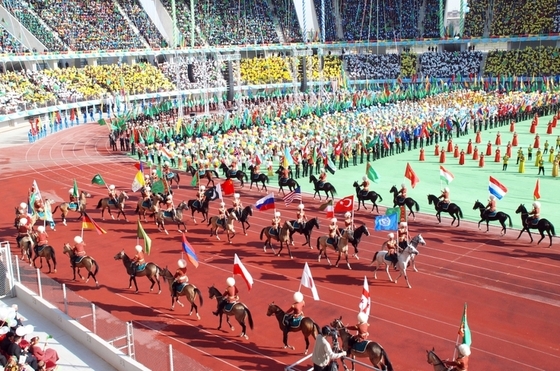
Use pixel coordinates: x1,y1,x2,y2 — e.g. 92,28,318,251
366,162,380,183
458,303,472,346
72,179,79,198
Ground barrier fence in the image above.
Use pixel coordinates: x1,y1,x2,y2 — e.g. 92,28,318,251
3,242,211,371
285,354,380,371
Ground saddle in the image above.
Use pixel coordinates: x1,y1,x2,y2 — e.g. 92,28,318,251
359,190,369,197
163,210,175,218
283,314,303,328
72,256,85,265
224,301,237,312
487,211,497,217
317,181,325,188
251,174,260,180
192,200,201,208
439,202,449,210
384,253,398,263
396,196,405,204
217,218,225,226
134,262,147,272
108,199,118,206
351,340,370,353
327,237,336,246
280,177,289,185
141,200,152,208
68,202,78,211
269,228,279,236
166,173,175,180
35,244,46,254
174,282,187,294
529,218,540,225
198,170,206,176
228,170,238,177
293,221,300,229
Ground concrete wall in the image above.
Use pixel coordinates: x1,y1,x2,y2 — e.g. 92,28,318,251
139,0,174,44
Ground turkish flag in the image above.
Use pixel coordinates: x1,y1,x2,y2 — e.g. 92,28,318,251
221,179,235,196
334,140,343,156
333,195,354,213
404,162,420,188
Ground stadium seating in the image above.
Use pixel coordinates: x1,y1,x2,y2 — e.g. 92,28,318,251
0,29,26,54
553,2,560,33
158,57,227,90
490,0,556,36
400,53,417,77
419,51,482,78
422,0,440,38
275,0,303,42
120,0,165,48
485,46,560,76
344,53,401,80
0,70,55,114
463,0,489,37
240,56,292,85
314,0,338,41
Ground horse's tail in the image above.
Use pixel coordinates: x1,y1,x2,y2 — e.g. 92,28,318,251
194,287,204,307
266,176,269,184
457,206,463,218
378,193,383,202
550,222,556,236
96,199,103,209
244,306,254,330
381,346,394,371
413,200,420,211
294,180,300,188
371,251,379,265
312,321,320,338
507,214,513,227
331,185,337,195
52,205,59,214
316,237,321,250
207,217,213,226
260,227,265,240
91,258,100,276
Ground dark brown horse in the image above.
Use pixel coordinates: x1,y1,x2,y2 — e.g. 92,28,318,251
389,185,420,220
96,191,129,221
62,243,99,287
154,201,188,234
473,200,512,235
219,163,248,187
187,165,219,187
113,250,162,294
260,221,295,258
161,268,203,318
309,175,336,200
32,239,57,274
353,181,383,213
428,194,463,226
426,348,448,371
276,167,300,195
331,317,394,371
52,191,89,226
515,204,556,247
227,205,253,235
208,285,254,339
248,165,269,192
266,303,319,354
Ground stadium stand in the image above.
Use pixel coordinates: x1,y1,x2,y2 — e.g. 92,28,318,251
313,0,338,41
463,0,489,37
0,28,26,54
276,0,303,42
554,1,560,33
419,51,483,78
158,57,227,90
485,46,560,76
159,0,203,47
344,53,401,80
240,56,292,85
422,0,440,38
120,0,166,48
490,0,556,36
0,70,55,114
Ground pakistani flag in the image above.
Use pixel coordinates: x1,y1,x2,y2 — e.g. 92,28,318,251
91,174,106,186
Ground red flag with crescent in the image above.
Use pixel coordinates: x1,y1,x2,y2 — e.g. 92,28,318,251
333,195,354,213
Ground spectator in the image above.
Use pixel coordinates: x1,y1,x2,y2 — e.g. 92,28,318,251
311,326,346,371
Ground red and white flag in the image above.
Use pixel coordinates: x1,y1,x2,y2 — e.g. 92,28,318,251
300,262,320,301
359,276,370,316
334,195,354,213
233,254,254,291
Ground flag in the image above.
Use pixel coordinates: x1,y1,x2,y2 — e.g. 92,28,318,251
319,200,334,218
359,276,370,316
136,219,151,254
131,171,145,192
326,157,336,174
334,196,354,213
82,212,107,235
151,180,165,194
374,213,398,231
181,234,199,268
190,172,199,187
366,162,380,183
283,147,294,168
233,254,254,291
488,176,508,200
458,303,472,346
300,262,320,301
29,180,42,211
533,179,540,200
215,183,223,200
439,166,455,185
221,179,235,196
91,174,106,186
72,179,79,198
161,146,174,160
134,162,145,172
283,186,302,206
175,117,183,134
404,162,420,188
385,207,401,219
98,119,106,126
255,193,275,211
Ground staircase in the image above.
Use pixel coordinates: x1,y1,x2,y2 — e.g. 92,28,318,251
113,0,150,48
264,0,286,43
417,0,427,38
332,0,344,40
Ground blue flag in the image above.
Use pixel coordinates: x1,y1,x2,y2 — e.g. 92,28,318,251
374,213,398,231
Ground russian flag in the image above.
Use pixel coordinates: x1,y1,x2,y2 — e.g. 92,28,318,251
489,176,508,200
255,193,275,211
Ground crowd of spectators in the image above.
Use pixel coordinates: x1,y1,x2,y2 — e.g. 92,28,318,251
0,29,26,54
0,70,56,114
314,0,338,41
240,56,292,84
485,46,560,77
308,56,343,80
554,1,560,33
159,0,203,47
421,0,440,38
27,0,145,50
400,52,417,77
490,0,556,36
159,57,227,90
344,53,401,80
276,0,303,42
120,0,165,48
463,0,489,37
419,51,482,78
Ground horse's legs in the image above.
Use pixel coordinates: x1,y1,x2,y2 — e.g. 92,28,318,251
436,211,441,223
410,254,418,272
62,211,68,226
71,266,77,281
226,315,234,331
499,220,506,235
285,242,294,259
262,181,267,193
217,313,223,330
334,252,342,267
237,315,247,338
537,229,546,245
345,253,351,270
385,263,394,282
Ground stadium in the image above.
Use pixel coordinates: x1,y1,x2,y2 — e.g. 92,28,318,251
1,0,560,370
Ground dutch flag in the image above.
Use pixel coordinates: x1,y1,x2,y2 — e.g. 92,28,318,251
488,176,508,200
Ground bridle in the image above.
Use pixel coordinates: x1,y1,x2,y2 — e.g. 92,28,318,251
427,350,445,367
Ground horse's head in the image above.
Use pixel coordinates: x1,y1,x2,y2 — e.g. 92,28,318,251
283,221,294,231
208,285,219,299
342,229,354,241
113,250,125,260
177,201,188,210
515,203,527,214
390,185,397,193
427,194,437,204
266,302,280,317
275,167,283,174
406,244,419,256
229,212,238,221
359,224,370,237
62,243,72,255
473,200,484,210
330,316,344,330
426,348,444,367
352,181,359,188
245,205,253,216
412,234,426,247
119,191,129,201
309,175,317,183
161,267,173,282
312,217,320,229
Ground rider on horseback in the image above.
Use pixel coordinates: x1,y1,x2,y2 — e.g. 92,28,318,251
272,211,282,235
141,186,152,208
344,212,354,232
397,222,409,251
166,198,176,219
296,204,307,233
16,218,31,246
443,344,470,371
197,185,206,207
386,233,399,269
233,194,243,217
144,174,151,187
108,185,118,206
213,277,239,316
229,159,239,175
282,291,305,334
528,201,540,225
218,201,228,226
131,245,145,277
397,183,407,204
151,169,159,183
329,218,341,251
438,187,451,209
281,166,290,183
319,169,327,187
72,236,86,265
172,259,188,296
17,202,29,216
69,188,78,205
359,176,370,197
485,195,497,217
35,225,49,256
163,161,171,176
346,312,370,353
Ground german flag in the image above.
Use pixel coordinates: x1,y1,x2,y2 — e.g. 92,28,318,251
82,212,107,235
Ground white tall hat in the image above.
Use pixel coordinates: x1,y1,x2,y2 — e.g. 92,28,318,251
69,189,75,194
37,226,45,233
19,218,27,226
345,212,351,218
489,194,495,200
177,259,186,268
293,291,304,303
298,204,304,209
444,187,450,192
275,211,281,217
357,312,368,324
109,184,115,190
135,245,143,252
400,222,407,227
331,218,337,223
533,201,541,208
401,183,405,188
457,344,471,357
19,202,27,209
226,277,236,286
220,202,225,206
74,236,83,244
388,233,395,239
200,185,206,190
234,193,240,199
362,176,367,181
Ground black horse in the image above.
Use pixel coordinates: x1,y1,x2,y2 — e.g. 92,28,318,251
187,165,220,187
219,163,247,187
352,181,383,212
339,224,370,258
515,204,556,247
276,166,299,195
473,200,513,235
227,205,253,235
248,165,269,192
309,175,337,200
187,197,211,223
427,194,463,226
389,186,420,220
288,217,320,247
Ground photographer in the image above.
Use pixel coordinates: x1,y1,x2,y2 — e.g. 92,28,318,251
312,326,346,371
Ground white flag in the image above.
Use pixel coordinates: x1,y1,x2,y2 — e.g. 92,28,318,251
359,276,370,316
32,180,42,200
233,254,253,291
300,262,320,301
215,183,223,200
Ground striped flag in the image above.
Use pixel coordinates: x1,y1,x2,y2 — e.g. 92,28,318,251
283,186,302,206
82,212,107,235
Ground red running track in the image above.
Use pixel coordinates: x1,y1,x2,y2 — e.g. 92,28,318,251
1,124,559,371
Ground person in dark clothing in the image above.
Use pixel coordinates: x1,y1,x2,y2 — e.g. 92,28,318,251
7,335,38,370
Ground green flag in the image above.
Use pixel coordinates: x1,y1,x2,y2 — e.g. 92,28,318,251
98,119,106,126
91,174,106,186
137,220,152,255
459,303,472,345
385,207,401,220
72,179,79,198
157,164,163,178
190,172,199,187
151,180,165,194
366,162,380,183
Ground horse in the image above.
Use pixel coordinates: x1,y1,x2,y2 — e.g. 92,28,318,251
96,191,129,221
154,201,189,234
62,243,99,287
186,197,210,224
208,285,254,339
161,267,203,317
473,200,512,235
309,174,336,200
370,237,422,289
113,250,162,294
515,204,556,247
219,163,247,187
208,212,238,243
135,195,159,223
266,303,319,354
52,191,89,226
426,348,448,371
353,181,383,213
162,170,181,189
339,224,370,260
316,229,355,269
330,317,394,371
276,166,300,195
17,234,34,264
32,242,57,274
260,221,295,258
227,205,253,235
187,165,219,188
389,185,420,220
288,217,320,247
427,194,464,226
248,165,269,192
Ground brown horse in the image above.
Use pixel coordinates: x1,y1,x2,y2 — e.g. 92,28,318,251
96,191,129,221
317,230,354,269
17,234,34,263
426,348,448,371
266,303,319,354
134,197,159,223
208,285,254,339
260,221,295,258
113,250,162,294
331,317,394,371
161,268,203,317
52,191,89,226
187,165,220,187
208,213,238,243
154,201,188,234
32,242,57,274
62,243,99,287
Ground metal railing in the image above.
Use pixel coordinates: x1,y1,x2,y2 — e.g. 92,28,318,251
285,354,381,371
